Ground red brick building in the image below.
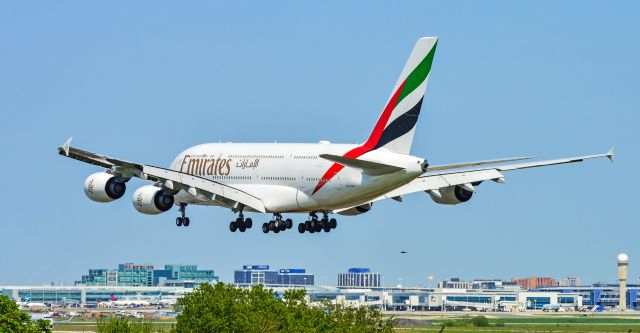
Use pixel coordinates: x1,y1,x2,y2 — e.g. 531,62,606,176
511,277,556,290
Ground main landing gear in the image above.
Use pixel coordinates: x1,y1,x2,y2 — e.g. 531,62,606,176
262,214,293,233
176,204,190,227
298,212,337,234
229,210,252,233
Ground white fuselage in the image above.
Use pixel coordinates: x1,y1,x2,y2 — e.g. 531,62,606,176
169,143,425,213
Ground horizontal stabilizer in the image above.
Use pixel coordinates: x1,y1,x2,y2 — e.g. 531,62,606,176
319,154,404,176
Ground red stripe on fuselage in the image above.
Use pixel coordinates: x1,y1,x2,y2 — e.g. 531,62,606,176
312,81,406,195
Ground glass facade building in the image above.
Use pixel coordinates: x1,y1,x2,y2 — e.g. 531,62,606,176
153,265,218,286
338,268,381,288
1,286,189,305
234,266,314,286
76,263,218,287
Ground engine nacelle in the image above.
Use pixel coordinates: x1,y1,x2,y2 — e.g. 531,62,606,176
84,172,126,202
337,203,373,216
132,185,175,215
429,185,473,205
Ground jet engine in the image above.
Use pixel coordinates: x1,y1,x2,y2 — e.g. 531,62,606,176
132,185,175,215
84,172,126,202
337,203,373,216
428,185,473,205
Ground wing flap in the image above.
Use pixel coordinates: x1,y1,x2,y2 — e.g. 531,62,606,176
58,139,267,213
425,156,533,172
379,169,504,200
374,148,613,202
142,165,266,213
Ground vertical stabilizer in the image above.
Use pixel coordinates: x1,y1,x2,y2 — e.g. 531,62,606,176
367,37,437,154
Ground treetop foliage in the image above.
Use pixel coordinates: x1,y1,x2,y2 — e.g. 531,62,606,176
175,283,395,333
0,294,50,333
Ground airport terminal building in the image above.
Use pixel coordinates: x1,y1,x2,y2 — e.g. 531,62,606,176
234,265,314,286
76,263,218,287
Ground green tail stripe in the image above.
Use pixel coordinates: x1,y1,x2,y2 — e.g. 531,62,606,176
397,41,437,106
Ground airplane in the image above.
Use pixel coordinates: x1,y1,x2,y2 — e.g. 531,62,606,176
58,36,614,234
16,297,47,311
400,251,408,254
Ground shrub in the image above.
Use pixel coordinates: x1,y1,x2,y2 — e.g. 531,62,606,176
96,317,155,333
471,315,490,327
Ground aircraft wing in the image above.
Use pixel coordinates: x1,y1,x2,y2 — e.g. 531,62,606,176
57,138,267,213
375,147,615,201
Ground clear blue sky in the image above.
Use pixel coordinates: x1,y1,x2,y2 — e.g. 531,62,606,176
0,1,637,287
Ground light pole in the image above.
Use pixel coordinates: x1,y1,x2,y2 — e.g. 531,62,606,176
426,275,434,311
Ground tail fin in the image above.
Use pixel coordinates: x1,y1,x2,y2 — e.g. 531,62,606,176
366,37,437,154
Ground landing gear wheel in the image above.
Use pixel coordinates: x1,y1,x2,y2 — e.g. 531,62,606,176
309,226,316,233
285,219,293,229
330,218,337,229
229,221,237,232
305,220,312,230
298,223,306,233
279,221,287,231
262,223,269,233
245,218,253,229
269,221,276,231
177,204,188,227
323,224,331,232
273,226,280,233
239,224,246,232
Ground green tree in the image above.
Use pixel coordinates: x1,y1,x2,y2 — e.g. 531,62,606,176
0,294,50,333
175,283,394,333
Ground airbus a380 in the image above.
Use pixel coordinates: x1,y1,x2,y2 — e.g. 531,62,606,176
58,37,614,234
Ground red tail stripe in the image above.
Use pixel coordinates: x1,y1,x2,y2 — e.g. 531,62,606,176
311,80,407,195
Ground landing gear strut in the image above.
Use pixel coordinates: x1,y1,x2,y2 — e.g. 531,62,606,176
262,213,292,234
176,204,190,227
229,208,252,233
298,212,337,234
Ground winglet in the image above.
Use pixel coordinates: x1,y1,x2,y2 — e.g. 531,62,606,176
606,146,615,163
60,137,72,156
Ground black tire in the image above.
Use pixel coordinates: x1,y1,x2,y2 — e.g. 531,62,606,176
176,217,183,227
279,221,287,231
229,221,237,232
262,223,269,233
330,218,337,229
305,220,312,229
269,221,275,231
298,223,305,233
183,217,190,227
245,218,253,229
309,220,317,230
309,226,315,234
323,225,331,232
239,224,246,232
285,219,293,229
315,224,322,233
273,227,280,233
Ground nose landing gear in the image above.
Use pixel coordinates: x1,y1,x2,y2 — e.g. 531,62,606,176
176,204,190,227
